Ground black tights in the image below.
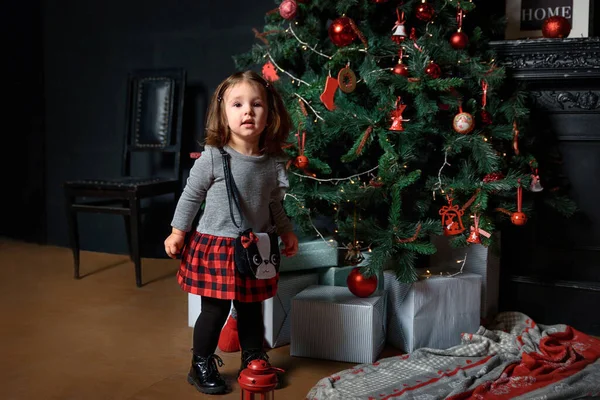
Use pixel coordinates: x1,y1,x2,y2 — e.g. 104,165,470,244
193,297,264,357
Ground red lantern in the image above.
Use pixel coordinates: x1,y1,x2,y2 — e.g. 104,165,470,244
328,17,357,47
347,267,378,298
542,16,571,38
238,359,284,400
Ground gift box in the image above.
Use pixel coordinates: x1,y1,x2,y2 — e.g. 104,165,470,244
429,234,500,319
279,238,339,273
290,285,387,364
384,271,481,352
263,270,319,348
188,293,232,328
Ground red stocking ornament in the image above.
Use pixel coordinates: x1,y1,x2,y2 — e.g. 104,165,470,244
320,75,338,111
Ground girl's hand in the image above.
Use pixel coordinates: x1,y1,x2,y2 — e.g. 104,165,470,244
280,231,298,257
164,229,186,259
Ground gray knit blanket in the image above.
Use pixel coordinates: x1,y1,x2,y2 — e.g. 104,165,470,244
306,312,600,399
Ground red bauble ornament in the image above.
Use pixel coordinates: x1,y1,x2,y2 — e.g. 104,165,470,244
511,212,528,226
392,62,409,77
511,181,528,226
372,0,389,2
328,17,357,47
347,267,378,298
424,62,441,78
542,16,571,38
453,112,474,134
449,31,469,49
279,0,297,20
294,155,309,169
415,1,435,21
480,109,492,125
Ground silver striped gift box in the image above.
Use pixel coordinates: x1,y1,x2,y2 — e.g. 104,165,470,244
290,285,387,364
384,271,482,352
263,271,319,348
430,234,501,319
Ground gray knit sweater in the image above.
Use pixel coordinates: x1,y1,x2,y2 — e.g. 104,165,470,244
171,145,293,238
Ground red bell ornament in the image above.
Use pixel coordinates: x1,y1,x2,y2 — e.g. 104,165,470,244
542,16,571,38
238,359,285,400
466,214,481,244
329,17,357,47
439,196,465,236
347,267,378,298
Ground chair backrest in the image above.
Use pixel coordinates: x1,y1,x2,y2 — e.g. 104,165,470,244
122,68,186,180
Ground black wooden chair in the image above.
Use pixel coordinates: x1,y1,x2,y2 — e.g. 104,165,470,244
64,68,186,287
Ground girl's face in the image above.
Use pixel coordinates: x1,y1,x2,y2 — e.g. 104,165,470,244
223,81,269,149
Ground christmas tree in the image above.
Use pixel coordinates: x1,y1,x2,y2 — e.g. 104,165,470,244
235,0,575,282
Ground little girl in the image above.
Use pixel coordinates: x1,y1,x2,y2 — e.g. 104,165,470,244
164,70,298,395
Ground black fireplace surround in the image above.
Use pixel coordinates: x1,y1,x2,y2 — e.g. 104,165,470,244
491,38,600,335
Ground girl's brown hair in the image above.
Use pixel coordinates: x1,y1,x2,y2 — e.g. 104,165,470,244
204,71,292,156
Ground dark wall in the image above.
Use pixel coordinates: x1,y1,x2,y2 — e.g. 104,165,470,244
1,1,46,243
43,0,273,255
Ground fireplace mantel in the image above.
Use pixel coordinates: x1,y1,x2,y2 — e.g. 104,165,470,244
490,37,600,80
490,37,600,335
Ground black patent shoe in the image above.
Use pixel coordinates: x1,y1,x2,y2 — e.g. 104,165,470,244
188,353,227,394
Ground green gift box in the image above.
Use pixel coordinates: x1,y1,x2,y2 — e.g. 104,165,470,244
279,238,339,273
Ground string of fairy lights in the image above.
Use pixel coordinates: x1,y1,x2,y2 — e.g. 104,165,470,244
266,0,487,254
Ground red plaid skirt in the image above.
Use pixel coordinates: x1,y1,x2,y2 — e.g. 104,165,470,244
177,231,279,302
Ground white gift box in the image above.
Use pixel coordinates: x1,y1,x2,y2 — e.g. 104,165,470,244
430,234,501,319
384,271,481,352
263,271,319,348
290,285,387,364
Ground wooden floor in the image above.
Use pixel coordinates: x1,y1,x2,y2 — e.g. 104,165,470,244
0,239,401,400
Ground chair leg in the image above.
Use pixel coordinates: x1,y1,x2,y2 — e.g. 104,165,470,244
129,196,142,287
122,201,133,261
64,193,81,279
